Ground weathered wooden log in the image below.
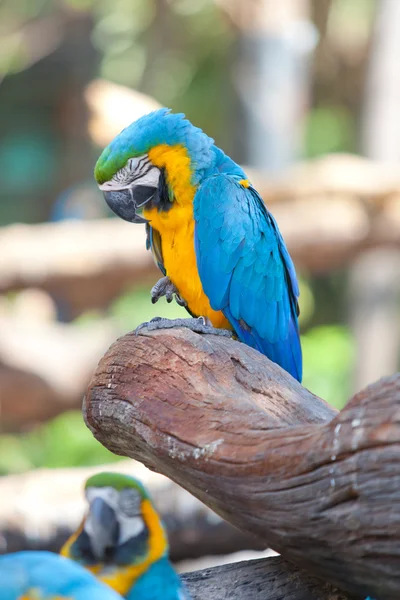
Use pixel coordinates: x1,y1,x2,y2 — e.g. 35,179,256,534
85,328,400,599
182,556,349,600
0,461,263,561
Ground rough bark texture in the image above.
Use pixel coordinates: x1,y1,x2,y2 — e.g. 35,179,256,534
0,461,263,561
182,556,350,600
85,328,400,600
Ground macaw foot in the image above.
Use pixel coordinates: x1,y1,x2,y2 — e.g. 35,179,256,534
135,316,233,337
151,276,187,307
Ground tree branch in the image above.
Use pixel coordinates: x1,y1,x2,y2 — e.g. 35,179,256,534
0,221,155,317
182,556,349,600
0,315,118,432
85,329,400,598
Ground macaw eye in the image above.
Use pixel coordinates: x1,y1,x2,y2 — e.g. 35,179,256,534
118,489,142,517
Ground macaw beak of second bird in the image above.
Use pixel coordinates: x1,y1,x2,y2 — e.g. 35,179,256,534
102,186,155,224
86,496,120,560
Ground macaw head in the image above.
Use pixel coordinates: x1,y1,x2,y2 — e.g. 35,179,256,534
61,472,168,578
94,108,214,222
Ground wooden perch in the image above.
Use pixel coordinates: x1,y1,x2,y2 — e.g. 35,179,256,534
85,328,400,600
182,556,348,600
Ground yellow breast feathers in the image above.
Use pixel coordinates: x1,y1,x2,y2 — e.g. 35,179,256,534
144,144,231,329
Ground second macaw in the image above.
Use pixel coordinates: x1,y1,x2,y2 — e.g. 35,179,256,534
0,550,121,600
61,472,190,600
95,109,302,381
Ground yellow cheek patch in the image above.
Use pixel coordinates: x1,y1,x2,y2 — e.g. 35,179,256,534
148,144,196,208
239,178,250,188
90,499,168,597
144,142,195,240
143,143,231,328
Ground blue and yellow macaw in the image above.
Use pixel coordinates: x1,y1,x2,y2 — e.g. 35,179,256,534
95,109,302,381
0,550,121,600
61,472,190,600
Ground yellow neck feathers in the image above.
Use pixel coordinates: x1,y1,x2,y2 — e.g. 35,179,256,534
148,143,196,207
142,143,231,328
60,519,84,560
143,143,196,237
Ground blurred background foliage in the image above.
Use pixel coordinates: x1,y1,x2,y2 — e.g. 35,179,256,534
0,0,394,474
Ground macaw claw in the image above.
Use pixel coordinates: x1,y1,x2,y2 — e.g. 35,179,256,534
150,276,188,307
135,316,233,337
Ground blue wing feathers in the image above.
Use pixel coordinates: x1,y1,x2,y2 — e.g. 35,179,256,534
267,211,300,317
194,175,302,382
0,551,121,600
130,557,191,600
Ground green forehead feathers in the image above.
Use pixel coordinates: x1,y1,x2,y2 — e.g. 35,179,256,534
85,472,149,498
94,108,215,185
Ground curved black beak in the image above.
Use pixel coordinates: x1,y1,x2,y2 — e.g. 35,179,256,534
103,185,156,224
87,497,120,561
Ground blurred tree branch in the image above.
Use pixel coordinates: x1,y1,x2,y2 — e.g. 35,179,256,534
0,154,399,301
0,313,118,432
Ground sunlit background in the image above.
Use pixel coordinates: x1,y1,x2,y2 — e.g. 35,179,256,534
0,0,399,568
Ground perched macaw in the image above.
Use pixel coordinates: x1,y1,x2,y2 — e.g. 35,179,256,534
61,472,190,600
0,550,121,600
94,109,302,381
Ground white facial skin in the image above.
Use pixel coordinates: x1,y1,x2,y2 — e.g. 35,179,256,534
85,486,145,548
99,155,160,193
